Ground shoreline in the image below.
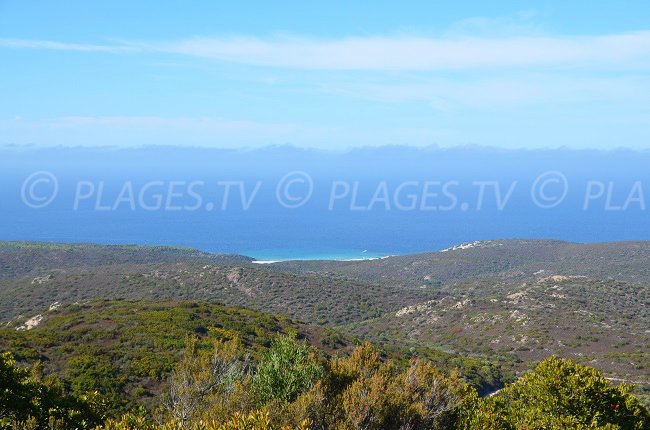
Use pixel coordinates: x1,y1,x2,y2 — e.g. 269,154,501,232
251,255,392,264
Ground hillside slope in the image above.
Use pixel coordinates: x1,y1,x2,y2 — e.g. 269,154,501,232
270,239,650,398
344,274,649,380
0,241,252,280
0,300,508,414
269,239,650,286
1,239,648,405
0,300,347,412
0,261,437,325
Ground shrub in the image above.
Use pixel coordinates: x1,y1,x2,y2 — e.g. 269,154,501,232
97,411,309,430
0,352,106,429
162,336,248,425
276,342,468,430
458,356,650,429
252,336,323,405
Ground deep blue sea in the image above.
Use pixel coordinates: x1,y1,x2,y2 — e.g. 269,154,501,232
2,146,650,260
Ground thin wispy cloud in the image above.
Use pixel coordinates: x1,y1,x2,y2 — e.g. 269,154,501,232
2,16,649,150
2,31,650,70
160,32,650,70
0,38,136,53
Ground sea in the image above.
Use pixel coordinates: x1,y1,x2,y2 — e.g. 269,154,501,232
2,145,650,261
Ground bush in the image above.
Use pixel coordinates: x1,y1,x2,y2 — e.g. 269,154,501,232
4,340,649,430
274,342,468,430
162,336,248,425
0,352,106,429
458,356,650,429
97,410,309,430
330,343,467,429
252,335,323,405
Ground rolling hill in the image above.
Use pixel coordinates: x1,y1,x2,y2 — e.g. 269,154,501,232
1,239,648,405
0,300,351,412
268,239,650,286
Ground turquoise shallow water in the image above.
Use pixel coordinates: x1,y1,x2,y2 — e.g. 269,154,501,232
243,248,388,261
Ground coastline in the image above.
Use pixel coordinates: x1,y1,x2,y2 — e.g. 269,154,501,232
249,250,392,264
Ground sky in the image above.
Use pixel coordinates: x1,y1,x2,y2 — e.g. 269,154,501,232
1,1,649,150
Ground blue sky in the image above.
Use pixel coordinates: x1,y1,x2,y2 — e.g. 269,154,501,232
1,0,649,149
